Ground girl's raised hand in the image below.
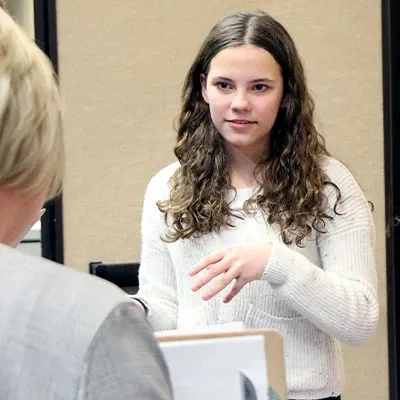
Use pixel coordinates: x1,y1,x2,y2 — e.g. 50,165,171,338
188,244,272,303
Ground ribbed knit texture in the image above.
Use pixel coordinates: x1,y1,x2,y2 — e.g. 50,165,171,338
137,156,379,399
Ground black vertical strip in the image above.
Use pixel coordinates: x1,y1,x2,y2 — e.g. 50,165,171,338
34,0,58,74
34,0,64,264
382,0,399,398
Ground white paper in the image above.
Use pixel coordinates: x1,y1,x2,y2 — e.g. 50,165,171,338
160,335,268,400
156,321,245,339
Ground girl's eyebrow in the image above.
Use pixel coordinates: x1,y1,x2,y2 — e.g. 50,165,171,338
211,76,275,83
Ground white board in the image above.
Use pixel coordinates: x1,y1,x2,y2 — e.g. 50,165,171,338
160,335,269,399
157,329,287,400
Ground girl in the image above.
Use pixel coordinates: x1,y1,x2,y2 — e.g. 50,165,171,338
135,10,378,400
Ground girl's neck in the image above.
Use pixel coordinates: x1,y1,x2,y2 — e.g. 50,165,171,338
226,144,268,189
228,153,262,190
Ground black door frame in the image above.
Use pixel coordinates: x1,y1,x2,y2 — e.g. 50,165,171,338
382,0,400,399
33,0,64,264
31,1,400,397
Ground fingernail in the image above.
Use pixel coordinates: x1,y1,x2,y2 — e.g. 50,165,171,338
40,208,46,217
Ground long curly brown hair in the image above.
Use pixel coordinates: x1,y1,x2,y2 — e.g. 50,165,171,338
158,10,341,247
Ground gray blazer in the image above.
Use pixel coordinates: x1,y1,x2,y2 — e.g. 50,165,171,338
0,244,173,399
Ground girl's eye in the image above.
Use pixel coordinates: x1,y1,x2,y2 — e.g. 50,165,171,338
253,84,268,92
216,82,232,90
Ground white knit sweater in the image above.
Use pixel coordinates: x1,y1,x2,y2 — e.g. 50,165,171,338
137,156,379,399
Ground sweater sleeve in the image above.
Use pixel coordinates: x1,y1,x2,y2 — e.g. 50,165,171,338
137,164,179,332
261,159,379,346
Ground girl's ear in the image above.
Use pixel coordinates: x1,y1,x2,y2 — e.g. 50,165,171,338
200,74,209,104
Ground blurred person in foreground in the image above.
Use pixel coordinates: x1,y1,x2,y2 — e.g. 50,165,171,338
0,8,173,400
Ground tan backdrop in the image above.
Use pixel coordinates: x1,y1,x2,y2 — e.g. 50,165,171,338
57,1,387,398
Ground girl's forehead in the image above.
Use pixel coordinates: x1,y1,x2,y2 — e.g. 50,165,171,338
208,45,281,79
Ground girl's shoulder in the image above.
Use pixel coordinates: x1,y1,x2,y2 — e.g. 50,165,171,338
151,161,180,183
145,161,180,198
318,155,369,209
319,155,357,187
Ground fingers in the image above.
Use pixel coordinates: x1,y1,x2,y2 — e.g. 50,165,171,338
202,269,238,301
189,247,248,301
222,278,246,303
190,260,227,291
188,250,225,277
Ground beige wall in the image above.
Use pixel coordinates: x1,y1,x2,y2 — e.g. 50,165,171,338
57,1,387,398
7,0,34,38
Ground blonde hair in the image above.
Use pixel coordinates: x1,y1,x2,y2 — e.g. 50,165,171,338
0,8,64,200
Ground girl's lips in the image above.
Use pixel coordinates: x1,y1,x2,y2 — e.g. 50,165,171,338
226,120,256,130
227,119,256,124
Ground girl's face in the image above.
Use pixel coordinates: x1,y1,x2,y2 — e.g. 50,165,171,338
201,44,284,160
